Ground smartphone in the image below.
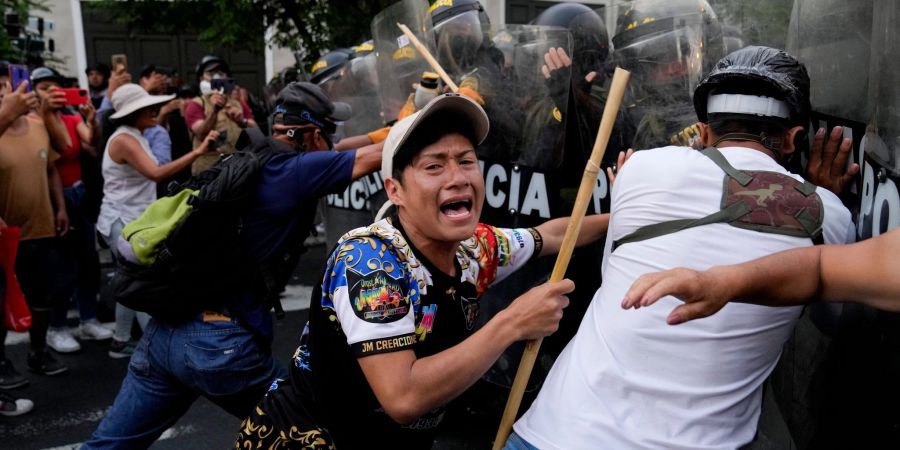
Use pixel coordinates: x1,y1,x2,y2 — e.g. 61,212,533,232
9,64,29,92
211,129,228,151
111,54,128,71
59,87,89,106
210,78,236,95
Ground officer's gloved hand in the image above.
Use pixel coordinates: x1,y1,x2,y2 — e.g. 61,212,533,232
367,126,391,144
458,76,485,106
542,47,573,109
397,93,417,120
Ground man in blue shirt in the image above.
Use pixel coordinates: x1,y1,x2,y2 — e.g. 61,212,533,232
83,82,384,449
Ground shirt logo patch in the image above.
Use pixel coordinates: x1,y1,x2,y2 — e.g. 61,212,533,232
348,268,409,323
416,304,437,341
460,295,479,330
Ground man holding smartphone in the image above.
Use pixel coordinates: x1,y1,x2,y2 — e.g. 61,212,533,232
0,63,72,379
31,67,110,354
185,54,257,174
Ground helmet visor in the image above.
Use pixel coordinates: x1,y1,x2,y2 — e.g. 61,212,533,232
434,10,485,76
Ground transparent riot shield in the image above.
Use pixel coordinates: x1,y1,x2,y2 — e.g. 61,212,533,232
427,24,573,225
612,8,723,150
320,50,388,245
858,0,899,240
371,0,435,123
430,23,576,390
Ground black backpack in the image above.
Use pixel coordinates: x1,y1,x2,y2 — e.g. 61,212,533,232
110,128,289,322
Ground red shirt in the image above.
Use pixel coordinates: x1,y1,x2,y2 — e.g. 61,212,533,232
56,113,84,188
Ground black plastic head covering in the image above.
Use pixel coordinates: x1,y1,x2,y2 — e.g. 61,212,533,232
195,55,230,80
693,45,811,128
533,2,609,77
309,48,354,85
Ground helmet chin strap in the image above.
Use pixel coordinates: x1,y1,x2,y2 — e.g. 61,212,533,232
712,132,783,159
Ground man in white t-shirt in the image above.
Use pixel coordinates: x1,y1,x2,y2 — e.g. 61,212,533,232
509,46,855,450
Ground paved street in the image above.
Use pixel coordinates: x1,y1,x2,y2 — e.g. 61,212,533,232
2,242,506,449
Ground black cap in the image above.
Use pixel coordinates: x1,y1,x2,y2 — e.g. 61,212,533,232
139,64,175,78
273,82,352,132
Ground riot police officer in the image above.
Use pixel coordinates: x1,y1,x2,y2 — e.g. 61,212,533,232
611,0,726,150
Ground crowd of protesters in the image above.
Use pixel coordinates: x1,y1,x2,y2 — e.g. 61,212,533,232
0,53,265,417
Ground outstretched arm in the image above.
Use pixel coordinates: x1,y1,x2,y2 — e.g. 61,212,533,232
622,228,900,324
358,279,573,424
534,213,610,257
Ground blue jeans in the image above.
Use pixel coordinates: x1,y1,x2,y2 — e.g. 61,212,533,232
83,317,287,449
504,431,540,450
51,182,102,326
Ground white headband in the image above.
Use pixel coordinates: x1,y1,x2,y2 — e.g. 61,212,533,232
707,94,790,119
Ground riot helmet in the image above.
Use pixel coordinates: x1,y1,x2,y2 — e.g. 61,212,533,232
351,40,375,58
533,3,608,81
430,0,490,76
309,48,354,86
195,55,230,81
693,46,811,129
612,0,724,99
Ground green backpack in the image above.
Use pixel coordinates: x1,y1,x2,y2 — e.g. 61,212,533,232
121,189,198,265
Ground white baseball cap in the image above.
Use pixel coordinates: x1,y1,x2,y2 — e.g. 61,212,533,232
110,83,175,119
381,93,489,181
375,93,490,220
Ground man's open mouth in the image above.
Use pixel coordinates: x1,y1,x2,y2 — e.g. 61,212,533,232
440,197,473,218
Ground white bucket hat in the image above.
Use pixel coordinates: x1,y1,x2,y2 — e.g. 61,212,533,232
110,83,175,119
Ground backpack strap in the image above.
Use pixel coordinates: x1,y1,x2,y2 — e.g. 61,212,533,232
700,147,753,186
612,201,752,251
613,147,826,252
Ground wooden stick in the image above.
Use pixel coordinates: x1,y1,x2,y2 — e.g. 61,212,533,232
491,67,631,449
397,22,460,93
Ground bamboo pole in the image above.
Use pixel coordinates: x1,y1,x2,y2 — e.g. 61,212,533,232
491,67,631,449
397,22,459,93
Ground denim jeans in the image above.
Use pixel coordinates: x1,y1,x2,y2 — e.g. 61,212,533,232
51,182,102,327
83,317,287,449
503,431,541,450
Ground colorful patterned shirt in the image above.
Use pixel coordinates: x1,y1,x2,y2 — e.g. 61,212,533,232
241,216,542,449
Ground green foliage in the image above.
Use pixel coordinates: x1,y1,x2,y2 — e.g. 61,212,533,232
95,0,396,67
0,0,50,63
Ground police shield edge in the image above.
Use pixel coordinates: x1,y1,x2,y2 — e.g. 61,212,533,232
372,0,436,124
321,46,389,245
430,18,578,389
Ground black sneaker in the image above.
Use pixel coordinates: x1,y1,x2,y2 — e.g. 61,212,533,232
108,339,137,359
27,350,68,376
0,359,28,389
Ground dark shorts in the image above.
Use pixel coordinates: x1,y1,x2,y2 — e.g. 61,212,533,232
234,401,335,450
